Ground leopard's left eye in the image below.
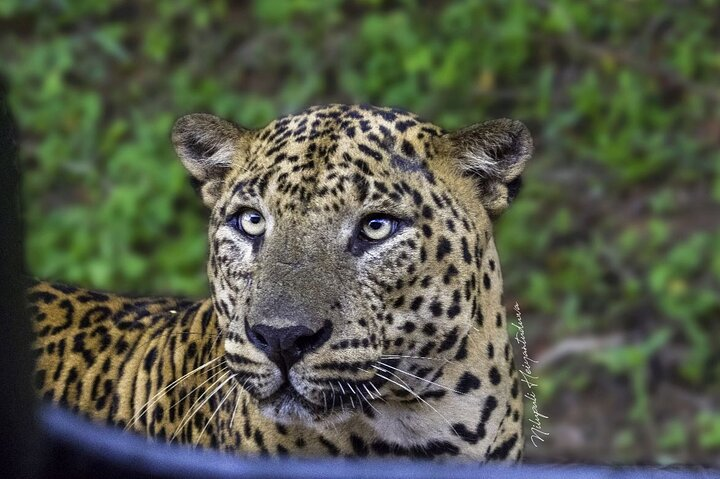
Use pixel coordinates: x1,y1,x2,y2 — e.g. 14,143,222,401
359,215,398,242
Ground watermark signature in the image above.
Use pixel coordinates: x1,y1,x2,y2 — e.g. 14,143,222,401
512,302,549,447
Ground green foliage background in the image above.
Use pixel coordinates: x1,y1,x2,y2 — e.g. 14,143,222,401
2,0,719,465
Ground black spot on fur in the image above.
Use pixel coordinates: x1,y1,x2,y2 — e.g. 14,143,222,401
461,237,472,264
483,273,491,290
420,389,446,400
422,205,433,219
436,237,452,261
446,304,461,319
437,327,459,353
401,140,416,157
402,321,416,333
422,323,437,336
410,296,424,311
319,436,340,456
481,395,498,423
358,143,383,162
487,434,518,460
452,422,486,445
418,341,435,357
489,366,501,385
443,264,459,284
454,336,469,360
350,434,369,456
456,372,481,394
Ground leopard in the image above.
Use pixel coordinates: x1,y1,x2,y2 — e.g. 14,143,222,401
30,103,532,462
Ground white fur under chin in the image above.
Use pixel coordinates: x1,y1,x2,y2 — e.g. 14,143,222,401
366,405,454,447
259,400,315,425
258,396,354,428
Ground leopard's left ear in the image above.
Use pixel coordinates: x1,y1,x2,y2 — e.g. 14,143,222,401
172,113,252,207
443,119,533,218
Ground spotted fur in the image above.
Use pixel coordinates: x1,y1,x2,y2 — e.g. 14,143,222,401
31,104,532,461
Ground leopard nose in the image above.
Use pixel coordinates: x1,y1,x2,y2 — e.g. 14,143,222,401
245,320,332,373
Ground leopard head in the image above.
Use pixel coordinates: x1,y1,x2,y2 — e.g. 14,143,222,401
172,104,532,426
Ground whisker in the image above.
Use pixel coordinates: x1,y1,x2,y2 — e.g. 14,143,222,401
209,326,227,353
195,379,237,447
171,368,230,436
377,361,462,395
369,382,383,399
363,383,386,404
128,332,224,353
229,375,252,430
380,354,456,364
168,366,229,418
171,370,232,442
343,382,355,409
357,385,381,415
328,382,337,411
229,388,242,430
126,356,223,430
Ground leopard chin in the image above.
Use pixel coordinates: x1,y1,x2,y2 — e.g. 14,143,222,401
257,383,361,427
256,385,329,425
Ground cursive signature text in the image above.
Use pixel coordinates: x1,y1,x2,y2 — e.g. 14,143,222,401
512,302,550,447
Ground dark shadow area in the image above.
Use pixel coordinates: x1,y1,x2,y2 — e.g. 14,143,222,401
0,72,40,478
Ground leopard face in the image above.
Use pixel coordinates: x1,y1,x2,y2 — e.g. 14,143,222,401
172,104,531,431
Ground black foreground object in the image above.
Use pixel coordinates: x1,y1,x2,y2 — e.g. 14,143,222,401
0,73,41,477
2,78,719,478
39,406,720,479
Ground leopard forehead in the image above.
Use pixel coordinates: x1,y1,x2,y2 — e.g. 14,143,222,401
252,103,441,170
217,104,453,219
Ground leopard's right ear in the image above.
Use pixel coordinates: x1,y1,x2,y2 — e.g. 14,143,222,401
172,113,251,207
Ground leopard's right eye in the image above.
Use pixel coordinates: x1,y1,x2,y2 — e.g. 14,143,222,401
230,209,266,238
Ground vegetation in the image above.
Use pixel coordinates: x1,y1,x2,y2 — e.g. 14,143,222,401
2,0,718,465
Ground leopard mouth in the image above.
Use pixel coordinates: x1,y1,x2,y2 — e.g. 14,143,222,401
262,384,313,408
257,384,323,422
251,359,399,423
256,380,382,423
